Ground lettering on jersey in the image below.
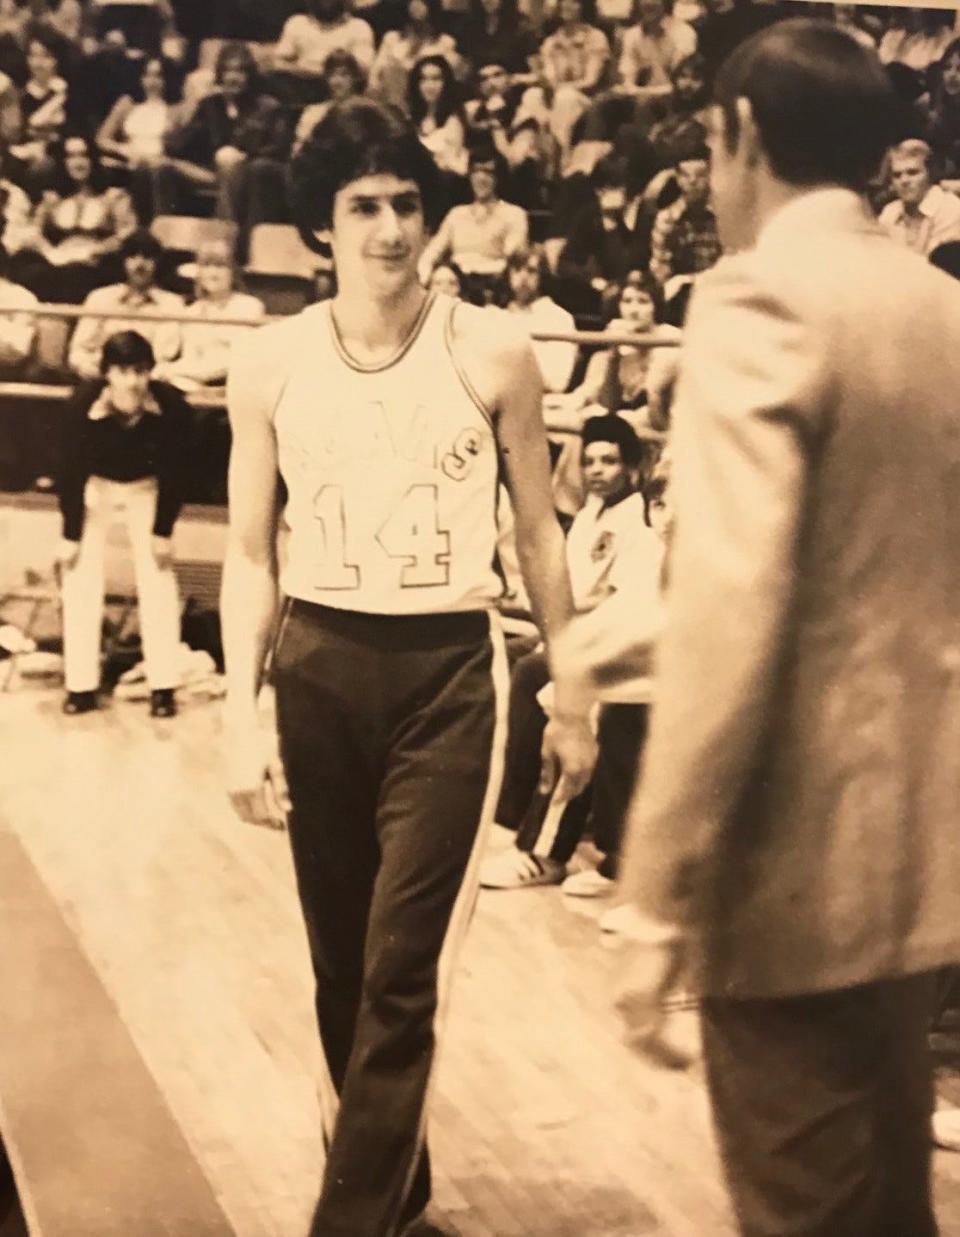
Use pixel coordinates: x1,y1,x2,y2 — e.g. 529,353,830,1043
293,398,487,477
441,428,484,482
591,531,616,562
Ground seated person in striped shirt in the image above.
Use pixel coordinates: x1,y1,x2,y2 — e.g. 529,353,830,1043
480,415,665,894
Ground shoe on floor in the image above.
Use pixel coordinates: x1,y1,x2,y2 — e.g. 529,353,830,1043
562,867,615,898
149,688,177,718
934,1108,960,1151
62,690,97,715
479,847,566,890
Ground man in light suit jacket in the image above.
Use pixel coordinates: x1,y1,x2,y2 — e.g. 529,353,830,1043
575,18,960,1237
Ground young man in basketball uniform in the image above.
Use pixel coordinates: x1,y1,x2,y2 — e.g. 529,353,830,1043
220,98,596,1237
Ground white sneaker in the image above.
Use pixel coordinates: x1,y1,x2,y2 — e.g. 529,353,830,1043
479,848,566,890
561,867,615,898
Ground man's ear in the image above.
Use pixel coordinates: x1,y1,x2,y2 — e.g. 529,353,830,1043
736,96,764,170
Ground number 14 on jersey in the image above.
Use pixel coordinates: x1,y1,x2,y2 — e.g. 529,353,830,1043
313,483,452,590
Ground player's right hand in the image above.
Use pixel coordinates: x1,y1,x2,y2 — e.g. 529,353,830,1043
223,716,289,831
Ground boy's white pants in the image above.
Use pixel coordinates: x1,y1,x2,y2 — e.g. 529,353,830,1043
61,476,181,693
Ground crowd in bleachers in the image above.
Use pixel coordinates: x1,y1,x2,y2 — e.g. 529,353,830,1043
0,0,953,396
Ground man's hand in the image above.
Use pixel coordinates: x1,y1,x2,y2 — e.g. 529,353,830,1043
223,714,289,831
57,538,81,572
151,536,173,570
539,711,597,799
612,908,691,1068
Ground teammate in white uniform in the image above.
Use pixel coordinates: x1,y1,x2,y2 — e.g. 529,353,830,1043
221,98,595,1237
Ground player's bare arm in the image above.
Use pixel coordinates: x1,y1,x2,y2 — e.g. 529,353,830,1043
454,303,597,796
220,325,287,827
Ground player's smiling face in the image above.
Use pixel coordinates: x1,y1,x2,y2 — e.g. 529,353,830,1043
329,174,426,295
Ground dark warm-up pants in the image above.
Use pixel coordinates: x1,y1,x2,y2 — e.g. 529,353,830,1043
701,972,939,1237
273,601,508,1237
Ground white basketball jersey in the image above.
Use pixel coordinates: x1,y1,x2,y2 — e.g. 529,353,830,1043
273,293,504,614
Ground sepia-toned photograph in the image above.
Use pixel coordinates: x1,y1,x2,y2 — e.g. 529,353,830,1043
2,0,960,1232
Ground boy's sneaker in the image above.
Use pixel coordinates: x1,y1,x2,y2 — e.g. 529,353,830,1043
562,867,615,898
150,688,177,718
62,690,97,715
479,848,566,890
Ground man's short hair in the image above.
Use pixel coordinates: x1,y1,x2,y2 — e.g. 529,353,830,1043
581,415,642,470
120,228,164,265
889,138,931,168
100,330,155,374
290,98,444,244
714,18,905,193
505,243,549,281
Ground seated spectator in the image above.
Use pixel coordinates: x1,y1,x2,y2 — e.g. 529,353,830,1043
96,54,184,220
56,328,192,719
13,131,137,302
648,139,720,287
501,243,577,393
408,53,469,181
460,0,537,80
554,153,648,317
927,38,960,182
567,269,678,414
0,238,37,376
522,0,610,166
8,26,69,190
369,0,460,112
271,0,374,104
466,57,550,208
97,54,182,172
879,138,960,257
68,228,183,380
293,50,367,155
156,42,290,248
151,236,264,390
418,145,528,283
617,0,697,109
645,53,709,166
0,139,36,257
428,259,464,297
479,416,663,892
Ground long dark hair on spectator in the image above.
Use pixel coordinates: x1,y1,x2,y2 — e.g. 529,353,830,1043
131,55,183,106
290,97,443,243
214,41,260,98
24,24,66,80
407,55,463,129
49,131,109,196
322,48,367,97
929,37,960,116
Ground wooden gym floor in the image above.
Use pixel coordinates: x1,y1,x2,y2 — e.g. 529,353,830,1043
3,687,960,1237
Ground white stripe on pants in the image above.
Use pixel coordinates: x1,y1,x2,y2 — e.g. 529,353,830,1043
61,476,181,693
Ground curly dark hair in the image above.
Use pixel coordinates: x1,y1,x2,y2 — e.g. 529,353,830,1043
290,97,444,247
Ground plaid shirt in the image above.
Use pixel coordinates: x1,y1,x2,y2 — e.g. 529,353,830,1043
649,197,722,286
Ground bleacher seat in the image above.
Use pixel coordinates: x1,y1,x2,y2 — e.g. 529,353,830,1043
32,315,73,380
150,216,239,259
244,224,329,315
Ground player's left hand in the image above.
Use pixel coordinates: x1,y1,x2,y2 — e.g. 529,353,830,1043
612,915,690,1069
539,711,597,799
